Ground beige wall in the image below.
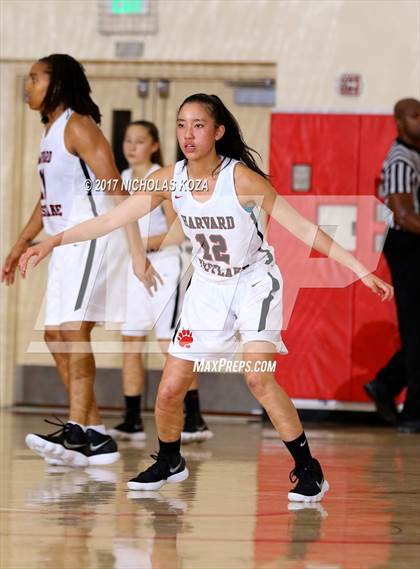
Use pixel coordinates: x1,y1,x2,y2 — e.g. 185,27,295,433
1,0,419,109
1,0,419,406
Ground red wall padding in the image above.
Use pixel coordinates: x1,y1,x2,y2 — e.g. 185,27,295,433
269,113,399,402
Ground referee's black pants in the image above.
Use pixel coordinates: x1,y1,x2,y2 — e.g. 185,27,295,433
377,229,420,420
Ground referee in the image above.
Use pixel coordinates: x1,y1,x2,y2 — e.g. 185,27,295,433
365,98,420,434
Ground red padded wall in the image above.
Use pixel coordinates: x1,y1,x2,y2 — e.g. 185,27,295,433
269,113,398,402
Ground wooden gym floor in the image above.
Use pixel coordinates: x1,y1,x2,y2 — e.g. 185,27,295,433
0,410,419,569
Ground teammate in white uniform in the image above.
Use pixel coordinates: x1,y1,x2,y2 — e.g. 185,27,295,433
20,94,393,501
108,121,212,443
3,54,157,468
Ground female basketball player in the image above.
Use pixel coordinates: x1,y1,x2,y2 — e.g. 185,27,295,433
19,94,393,501
109,120,213,444
2,54,158,467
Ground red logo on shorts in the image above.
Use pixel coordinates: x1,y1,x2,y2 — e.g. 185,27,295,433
178,329,193,348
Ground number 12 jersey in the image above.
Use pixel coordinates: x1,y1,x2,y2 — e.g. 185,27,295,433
171,157,275,281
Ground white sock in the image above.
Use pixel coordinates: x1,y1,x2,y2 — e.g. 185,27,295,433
88,424,107,435
68,421,86,431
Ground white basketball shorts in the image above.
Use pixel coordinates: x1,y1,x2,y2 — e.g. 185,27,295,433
169,262,288,361
44,231,128,327
121,249,183,339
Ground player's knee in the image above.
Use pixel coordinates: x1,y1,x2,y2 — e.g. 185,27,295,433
44,329,61,344
245,373,269,400
59,330,74,343
60,328,90,343
157,384,184,409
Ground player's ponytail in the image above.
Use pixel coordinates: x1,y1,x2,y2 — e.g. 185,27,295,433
38,54,101,125
178,93,268,179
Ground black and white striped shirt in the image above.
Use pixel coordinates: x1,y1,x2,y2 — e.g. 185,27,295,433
379,139,420,230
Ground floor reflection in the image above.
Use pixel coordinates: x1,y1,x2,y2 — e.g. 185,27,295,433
25,465,117,569
2,413,419,569
110,446,206,568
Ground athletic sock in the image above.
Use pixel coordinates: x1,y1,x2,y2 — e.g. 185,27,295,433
184,390,200,417
125,395,141,420
88,424,107,435
158,438,181,467
283,431,313,466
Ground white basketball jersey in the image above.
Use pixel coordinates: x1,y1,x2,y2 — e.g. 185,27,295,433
122,165,167,237
122,165,179,258
38,108,112,235
171,157,275,281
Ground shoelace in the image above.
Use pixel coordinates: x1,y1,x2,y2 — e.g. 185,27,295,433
289,467,299,484
43,416,67,437
289,462,314,484
147,453,167,471
144,453,177,476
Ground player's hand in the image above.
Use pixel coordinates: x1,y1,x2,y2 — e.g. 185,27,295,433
1,240,30,285
361,273,394,301
18,240,54,278
132,254,163,296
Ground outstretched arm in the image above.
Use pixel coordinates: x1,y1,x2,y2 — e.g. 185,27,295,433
19,114,171,288
66,113,147,259
145,199,185,252
234,164,393,300
65,113,165,291
19,184,166,277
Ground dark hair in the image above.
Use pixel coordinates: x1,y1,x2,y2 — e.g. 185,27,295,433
37,54,101,124
178,93,268,179
124,120,163,166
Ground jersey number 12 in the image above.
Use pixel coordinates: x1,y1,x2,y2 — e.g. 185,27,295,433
195,233,230,264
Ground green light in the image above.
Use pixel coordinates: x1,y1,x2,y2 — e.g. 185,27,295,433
112,0,143,15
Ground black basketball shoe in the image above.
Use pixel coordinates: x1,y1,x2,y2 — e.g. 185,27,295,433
108,415,146,441
85,428,120,466
127,453,189,491
288,458,329,502
181,414,213,444
26,419,89,467
397,419,420,433
364,379,398,424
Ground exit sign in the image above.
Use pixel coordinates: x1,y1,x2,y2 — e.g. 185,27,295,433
112,0,145,14
99,0,156,35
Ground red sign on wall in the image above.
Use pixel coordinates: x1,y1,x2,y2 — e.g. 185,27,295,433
339,73,362,96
